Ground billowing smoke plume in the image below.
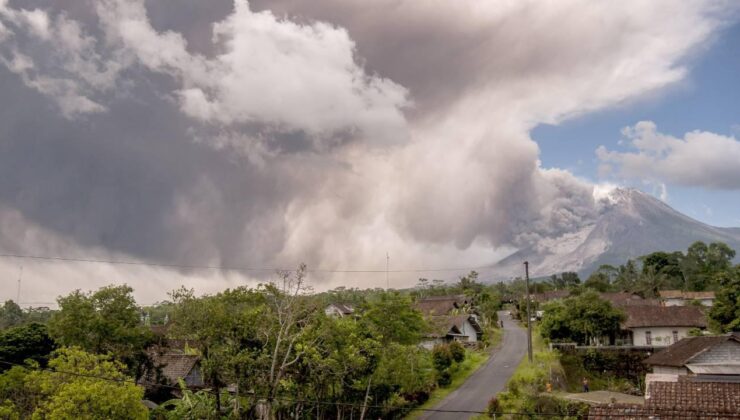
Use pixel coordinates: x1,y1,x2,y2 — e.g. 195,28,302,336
0,0,732,303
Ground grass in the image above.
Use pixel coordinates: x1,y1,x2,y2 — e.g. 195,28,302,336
405,349,490,419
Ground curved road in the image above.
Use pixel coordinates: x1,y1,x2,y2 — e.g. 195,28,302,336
420,310,527,420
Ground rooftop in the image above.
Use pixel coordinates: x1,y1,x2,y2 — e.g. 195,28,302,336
622,305,707,329
644,334,740,367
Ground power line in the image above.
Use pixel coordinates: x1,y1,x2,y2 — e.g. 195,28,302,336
0,252,497,275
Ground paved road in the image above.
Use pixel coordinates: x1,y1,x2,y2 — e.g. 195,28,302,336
420,311,527,420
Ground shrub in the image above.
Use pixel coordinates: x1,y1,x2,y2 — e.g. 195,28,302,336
449,341,465,363
432,344,453,372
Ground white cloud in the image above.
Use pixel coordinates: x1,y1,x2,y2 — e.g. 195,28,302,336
597,121,740,189
95,0,409,146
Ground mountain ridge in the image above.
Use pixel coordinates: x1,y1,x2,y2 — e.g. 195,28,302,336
492,188,740,279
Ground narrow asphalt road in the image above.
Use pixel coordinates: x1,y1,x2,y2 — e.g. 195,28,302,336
420,310,527,420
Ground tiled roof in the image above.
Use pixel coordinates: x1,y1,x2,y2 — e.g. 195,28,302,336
415,295,468,315
153,353,200,385
660,290,716,300
647,379,740,414
599,292,660,307
589,404,738,419
644,334,738,367
590,378,740,419
622,305,707,329
426,316,463,338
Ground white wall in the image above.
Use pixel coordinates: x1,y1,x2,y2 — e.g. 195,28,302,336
459,319,478,342
652,366,688,375
631,327,694,347
663,298,714,307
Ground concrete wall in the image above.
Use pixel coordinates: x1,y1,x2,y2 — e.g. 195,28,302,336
631,327,693,347
663,298,714,307
653,366,688,375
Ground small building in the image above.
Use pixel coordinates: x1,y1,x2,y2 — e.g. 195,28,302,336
599,292,660,308
644,333,740,376
140,352,205,391
415,295,470,316
420,315,482,349
324,303,354,318
659,290,715,307
620,306,707,347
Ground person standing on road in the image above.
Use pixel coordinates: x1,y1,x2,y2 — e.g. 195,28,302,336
582,378,589,393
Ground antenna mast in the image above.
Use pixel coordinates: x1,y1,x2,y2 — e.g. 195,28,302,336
386,252,390,290
16,265,23,303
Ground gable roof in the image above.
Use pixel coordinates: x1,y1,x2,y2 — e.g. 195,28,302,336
153,353,200,385
599,292,659,308
426,316,464,338
644,334,740,367
622,305,707,329
659,290,716,300
415,295,468,315
327,303,354,315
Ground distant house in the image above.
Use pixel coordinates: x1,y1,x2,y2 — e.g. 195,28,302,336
659,290,715,307
140,352,204,391
415,295,470,316
420,315,482,349
531,290,570,303
619,306,707,347
589,376,740,419
599,292,660,308
644,333,740,376
324,303,354,318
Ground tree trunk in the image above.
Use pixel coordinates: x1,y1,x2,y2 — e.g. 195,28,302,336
359,377,372,420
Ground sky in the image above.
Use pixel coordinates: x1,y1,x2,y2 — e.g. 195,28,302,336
0,0,738,305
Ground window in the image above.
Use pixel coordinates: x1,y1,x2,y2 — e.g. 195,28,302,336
645,331,652,345
673,331,679,343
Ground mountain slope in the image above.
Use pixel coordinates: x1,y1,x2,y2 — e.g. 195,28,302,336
493,188,740,279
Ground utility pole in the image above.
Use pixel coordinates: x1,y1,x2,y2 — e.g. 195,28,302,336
524,261,533,363
16,265,23,303
386,252,390,290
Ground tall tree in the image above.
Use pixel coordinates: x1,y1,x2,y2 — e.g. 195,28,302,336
0,301,24,330
0,323,54,371
47,285,153,373
708,267,740,333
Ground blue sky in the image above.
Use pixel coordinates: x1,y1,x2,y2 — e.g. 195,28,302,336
534,21,740,227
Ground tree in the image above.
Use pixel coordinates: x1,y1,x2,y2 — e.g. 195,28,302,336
0,348,147,419
31,347,148,419
708,267,740,333
0,323,55,371
584,272,612,292
540,291,625,345
613,260,639,292
47,285,153,374
0,301,24,330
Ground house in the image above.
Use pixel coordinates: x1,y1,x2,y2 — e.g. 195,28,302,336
139,352,205,391
415,295,470,316
619,306,707,347
599,292,659,308
589,375,740,419
420,315,482,349
531,290,570,303
324,303,354,318
659,290,715,307
644,333,740,376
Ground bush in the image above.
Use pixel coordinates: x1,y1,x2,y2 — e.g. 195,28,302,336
449,341,465,363
436,369,452,387
432,344,453,372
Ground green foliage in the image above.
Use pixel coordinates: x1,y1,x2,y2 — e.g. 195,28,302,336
0,301,24,330
361,292,426,345
539,291,625,345
48,285,153,373
432,344,453,373
708,266,740,332
0,347,147,419
0,323,54,371
449,341,465,363
157,379,236,420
